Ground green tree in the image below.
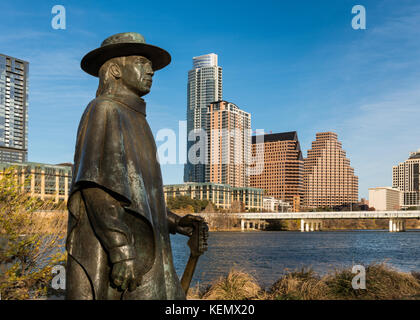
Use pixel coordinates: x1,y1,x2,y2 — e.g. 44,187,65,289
166,195,211,213
0,167,66,300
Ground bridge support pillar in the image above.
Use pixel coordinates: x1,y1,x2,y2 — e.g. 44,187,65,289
389,219,406,232
301,219,322,232
241,219,266,231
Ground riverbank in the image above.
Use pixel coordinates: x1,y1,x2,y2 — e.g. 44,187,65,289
187,263,420,300
43,263,420,300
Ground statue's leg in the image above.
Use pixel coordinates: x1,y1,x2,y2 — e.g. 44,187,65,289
66,255,94,300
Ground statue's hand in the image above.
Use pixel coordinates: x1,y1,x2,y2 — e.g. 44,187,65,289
111,259,141,292
177,214,208,237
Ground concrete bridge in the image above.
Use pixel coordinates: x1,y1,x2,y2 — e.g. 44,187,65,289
37,210,420,232
198,211,420,232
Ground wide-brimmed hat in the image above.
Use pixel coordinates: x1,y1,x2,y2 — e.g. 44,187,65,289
81,32,171,77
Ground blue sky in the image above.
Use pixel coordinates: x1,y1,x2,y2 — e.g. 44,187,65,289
1,0,420,199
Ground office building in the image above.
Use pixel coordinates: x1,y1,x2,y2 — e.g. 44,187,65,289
0,162,72,203
393,149,420,208
304,132,358,208
263,196,291,212
368,187,401,211
250,131,304,209
0,54,29,162
163,183,263,211
206,100,251,188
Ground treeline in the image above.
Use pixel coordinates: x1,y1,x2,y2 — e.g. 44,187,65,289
165,196,251,215
166,196,210,213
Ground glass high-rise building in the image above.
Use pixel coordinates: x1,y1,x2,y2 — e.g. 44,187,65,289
0,54,29,162
393,149,420,208
184,53,223,182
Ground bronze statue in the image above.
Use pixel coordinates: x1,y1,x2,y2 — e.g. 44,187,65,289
65,32,208,300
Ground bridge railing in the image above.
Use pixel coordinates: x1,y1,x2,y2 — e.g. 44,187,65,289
198,211,420,220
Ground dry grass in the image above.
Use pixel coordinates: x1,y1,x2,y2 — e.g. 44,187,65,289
324,263,420,300
186,283,206,300
269,268,329,300
194,264,420,300
201,269,264,300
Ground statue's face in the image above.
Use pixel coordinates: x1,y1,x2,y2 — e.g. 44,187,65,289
121,55,154,96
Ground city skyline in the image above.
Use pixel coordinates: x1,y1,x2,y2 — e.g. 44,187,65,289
1,0,420,199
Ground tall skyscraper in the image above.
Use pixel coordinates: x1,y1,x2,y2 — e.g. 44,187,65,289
0,54,29,162
393,149,420,208
184,53,223,182
303,132,358,208
206,100,251,188
250,131,304,209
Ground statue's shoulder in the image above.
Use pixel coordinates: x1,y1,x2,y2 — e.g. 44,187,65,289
83,96,122,119
88,96,120,112
77,98,122,134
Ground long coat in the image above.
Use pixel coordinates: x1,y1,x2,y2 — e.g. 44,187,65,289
66,93,185,300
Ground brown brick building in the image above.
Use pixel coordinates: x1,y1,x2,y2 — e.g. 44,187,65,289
304,132,358,209
250,132,304,209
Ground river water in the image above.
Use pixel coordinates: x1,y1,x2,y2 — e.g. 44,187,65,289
170,230,420,289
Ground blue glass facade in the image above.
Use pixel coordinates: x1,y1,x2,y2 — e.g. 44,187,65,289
0,54,28,162
184,54,223,183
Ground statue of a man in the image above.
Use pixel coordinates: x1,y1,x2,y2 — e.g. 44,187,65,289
65,32,207,300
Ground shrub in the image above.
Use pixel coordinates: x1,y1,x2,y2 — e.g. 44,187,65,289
0,167,66,300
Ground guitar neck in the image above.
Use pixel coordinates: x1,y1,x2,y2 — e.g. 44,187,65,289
180,253,199,295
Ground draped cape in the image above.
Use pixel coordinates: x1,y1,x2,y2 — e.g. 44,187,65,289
66,94,184,299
